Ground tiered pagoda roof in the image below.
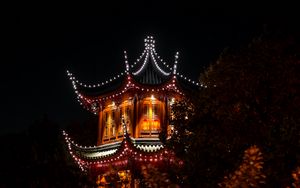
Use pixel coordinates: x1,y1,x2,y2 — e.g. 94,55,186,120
66,36,201,114
64,36,199,173
63,119,178,173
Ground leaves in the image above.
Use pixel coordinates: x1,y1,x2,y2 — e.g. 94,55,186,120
288,167,300,188
219,145,266,188
168,30,300,187
141,164,179,188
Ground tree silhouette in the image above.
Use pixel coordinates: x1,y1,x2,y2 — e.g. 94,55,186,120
168,29,300,187
219,145,266,187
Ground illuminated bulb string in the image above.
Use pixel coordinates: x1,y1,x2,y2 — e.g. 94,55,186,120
78,82,184,113
131,50,146,68
133,37,171,76
176,72,200,86
67,37,203,114
150,51,171,76
127,36,173,76
70,78,182,114
63,131,87,171
62,130,175,171
67,70,126,89
124,51,130,74
153,50,172,70
132,51,149,75
76,72,126,88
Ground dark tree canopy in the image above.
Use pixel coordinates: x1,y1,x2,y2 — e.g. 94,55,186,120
167,29,300,187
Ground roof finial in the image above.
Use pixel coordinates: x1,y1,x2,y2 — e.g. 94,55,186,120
144,36,155,51
124,50,130,74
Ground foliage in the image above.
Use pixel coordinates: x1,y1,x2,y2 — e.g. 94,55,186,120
219,145,266,187
288,167,300,188
168,30,300,187
167,99,195,158
140,164,179,188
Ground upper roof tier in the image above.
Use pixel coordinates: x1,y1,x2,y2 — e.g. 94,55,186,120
131,36,172,84
67,36,201,113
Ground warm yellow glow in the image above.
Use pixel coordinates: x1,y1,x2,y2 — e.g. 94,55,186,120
118,170,130,182
140,96,162,133
118,171,125,179
142,119,160,131
107,101,116,109
142,120,150,130
149,105,153,117
170,97,175,106
152,120,159,130
151,95,155,101
96,175,106,185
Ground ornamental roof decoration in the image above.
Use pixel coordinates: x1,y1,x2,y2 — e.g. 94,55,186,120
67,36,201,114
131,36,171,80
63,117,177,172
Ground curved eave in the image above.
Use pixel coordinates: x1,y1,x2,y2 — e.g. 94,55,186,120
63,131,168,171
74,74,126,97
70,138,164,162
78,75,185,113
71,141,122,160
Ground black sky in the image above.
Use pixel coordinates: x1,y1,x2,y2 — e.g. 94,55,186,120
6,4,298,134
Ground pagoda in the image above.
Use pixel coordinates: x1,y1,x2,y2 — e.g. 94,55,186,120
64,36,199,186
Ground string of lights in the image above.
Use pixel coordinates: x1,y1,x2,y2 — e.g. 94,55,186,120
67,70,126,89
63,117,177,172
67,36,202,114
133,36,171,76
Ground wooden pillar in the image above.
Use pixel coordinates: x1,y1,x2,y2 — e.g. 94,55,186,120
133,96,137,138
164,96,169,132
159,98,164,131
97,105,103,145
134,96,140,138
116,104,120,140
129,98,134,137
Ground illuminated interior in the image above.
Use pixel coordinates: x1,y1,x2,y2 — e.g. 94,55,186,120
140,95,161,137
103,100,132,143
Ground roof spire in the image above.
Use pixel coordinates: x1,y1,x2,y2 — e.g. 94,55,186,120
133,36,171,76
144,36,155,51
124,50,129,74
173,52,179,75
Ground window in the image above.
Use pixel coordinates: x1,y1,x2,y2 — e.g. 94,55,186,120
141,98,162,137
143,105,148,115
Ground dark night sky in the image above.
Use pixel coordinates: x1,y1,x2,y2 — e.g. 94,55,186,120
6,4,297,134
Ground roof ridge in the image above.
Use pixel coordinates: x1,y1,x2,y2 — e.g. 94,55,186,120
132,36,171,76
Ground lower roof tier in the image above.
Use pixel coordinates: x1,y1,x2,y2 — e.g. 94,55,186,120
63,131,180,172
